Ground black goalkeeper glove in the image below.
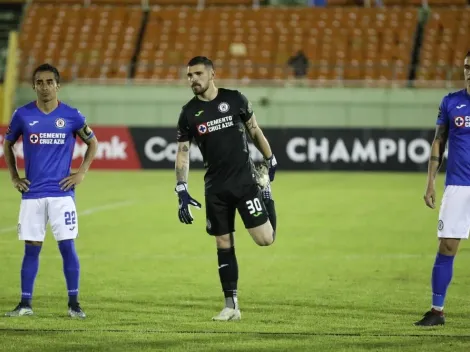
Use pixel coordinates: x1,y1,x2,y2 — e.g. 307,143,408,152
175,182,202,224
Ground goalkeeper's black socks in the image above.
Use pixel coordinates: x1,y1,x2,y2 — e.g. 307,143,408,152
260,183,277,239
217,247,239,309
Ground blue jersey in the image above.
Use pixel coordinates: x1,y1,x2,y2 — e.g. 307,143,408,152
5,101,94,199
437,89,470,186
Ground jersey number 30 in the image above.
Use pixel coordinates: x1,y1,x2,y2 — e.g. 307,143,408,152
246,198,263,215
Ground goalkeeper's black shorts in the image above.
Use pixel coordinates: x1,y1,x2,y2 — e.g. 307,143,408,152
205,183,269,236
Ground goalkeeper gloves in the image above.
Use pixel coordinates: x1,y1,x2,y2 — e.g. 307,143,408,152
265,154,277,182
175,182,202,224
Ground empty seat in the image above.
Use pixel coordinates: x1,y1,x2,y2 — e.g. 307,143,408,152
19,4,142,81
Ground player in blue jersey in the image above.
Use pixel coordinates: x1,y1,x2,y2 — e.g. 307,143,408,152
2,64,98,318
415,52,470,326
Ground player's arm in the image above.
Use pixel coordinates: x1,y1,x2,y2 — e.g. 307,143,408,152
244,114,273,160
424,124,448,209
239,91,277,181
175,141,190,183
3,139,19,180
174,110,201,224
75,124,98,174
175,109,191,183
3,139,30,192
3,111,30,192
428,124,449,179
424,98,450,209
59,122,98,191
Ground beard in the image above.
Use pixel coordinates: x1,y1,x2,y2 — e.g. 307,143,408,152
191,83,208,95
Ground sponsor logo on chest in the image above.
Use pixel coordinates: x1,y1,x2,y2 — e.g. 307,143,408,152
453,116,470,128
29,132,67,145
197,115,234,135
28,117,68,145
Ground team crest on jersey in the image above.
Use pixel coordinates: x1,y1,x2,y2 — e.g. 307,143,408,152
55,118,66,129
29,134,39,144
218,102,230,113
197,123,208,135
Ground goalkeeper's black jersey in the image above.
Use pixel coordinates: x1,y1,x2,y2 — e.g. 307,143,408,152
177,88,257,195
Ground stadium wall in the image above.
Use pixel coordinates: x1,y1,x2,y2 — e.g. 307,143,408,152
14,84,453,128
4,85,453,172
0,125,441,173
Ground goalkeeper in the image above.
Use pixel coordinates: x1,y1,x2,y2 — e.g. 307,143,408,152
174,56,278,322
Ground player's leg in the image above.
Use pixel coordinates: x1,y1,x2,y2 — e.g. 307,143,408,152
255,164,277,240
415,186,470,326
48,196,85,319
237,184,274,246
5,199,47,317
206,193,241,321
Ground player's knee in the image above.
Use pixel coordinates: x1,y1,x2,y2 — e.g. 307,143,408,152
25,240,42,247
58,239,76,253
254,232,274,246
215,234,233,249
439,238,460,255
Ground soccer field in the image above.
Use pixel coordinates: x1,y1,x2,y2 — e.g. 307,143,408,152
1,170,470,351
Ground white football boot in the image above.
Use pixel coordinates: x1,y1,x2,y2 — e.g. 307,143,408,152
212,307,241,321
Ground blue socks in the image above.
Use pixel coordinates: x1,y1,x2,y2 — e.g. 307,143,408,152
58,239,80,305
19,240,80,307
20,244,42,305
431,253,455,311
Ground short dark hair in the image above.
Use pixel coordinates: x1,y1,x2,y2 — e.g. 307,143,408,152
466,51,470,58
187,56,214,69
32,63,60,84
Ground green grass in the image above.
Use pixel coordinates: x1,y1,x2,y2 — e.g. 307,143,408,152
1,170,470,351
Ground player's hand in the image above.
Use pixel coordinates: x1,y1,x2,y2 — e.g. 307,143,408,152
59,172,85,191
424,185,436,209
12,177,30,193
265,154,277,182
175,182,202,224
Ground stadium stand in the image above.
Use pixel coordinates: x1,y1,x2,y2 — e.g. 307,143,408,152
19,4,142,81
6,0,470,83
135,7,418,82
416,8,470,85
381,0,466,5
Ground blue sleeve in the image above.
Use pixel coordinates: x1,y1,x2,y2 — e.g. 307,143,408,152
436,96,449,126
74,109,95,141
5,109,22,143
